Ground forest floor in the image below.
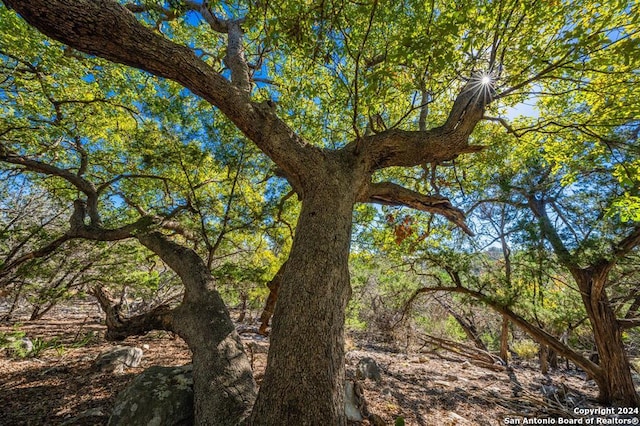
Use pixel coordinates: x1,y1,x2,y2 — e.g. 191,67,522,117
0,301,633,426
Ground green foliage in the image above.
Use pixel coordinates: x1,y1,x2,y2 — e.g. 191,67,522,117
444,315,468,342
0,327,27,356
511,340,539,360
0,328,64,358
212,261,269,307
0,4,292,315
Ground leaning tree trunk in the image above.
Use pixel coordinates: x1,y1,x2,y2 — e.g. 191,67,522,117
137,232,257,426
575,269,639,406
500,316,510,365
250,170,357,425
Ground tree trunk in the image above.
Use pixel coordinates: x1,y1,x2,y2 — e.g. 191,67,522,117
500,316,510,365
258,261,287,335
528,195,639,406
539,345,549,375
575,269,639,406
91,286,175,341
250,170,357,425
137,232,257,425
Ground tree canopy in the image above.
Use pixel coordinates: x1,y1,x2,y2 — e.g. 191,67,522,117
1,0,639,423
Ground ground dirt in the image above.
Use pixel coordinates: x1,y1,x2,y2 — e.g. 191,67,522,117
0,302,630,426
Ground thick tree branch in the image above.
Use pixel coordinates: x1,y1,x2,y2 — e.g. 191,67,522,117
224,20,251,95
351,80,487,171
618,318,640,330
0,143,95,195
92,285,175,341
2,0,317,188
360,181,473,235
613,226,640,259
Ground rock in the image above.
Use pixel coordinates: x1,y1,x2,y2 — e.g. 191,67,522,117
5,337,34,358
94,346,143,374
344,381,364,422
19,337,34,354
461,361,472,369
356,357,382,382
61,407,106,425
109,364,193,426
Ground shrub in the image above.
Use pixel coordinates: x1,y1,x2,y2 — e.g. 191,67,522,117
512,339,539,360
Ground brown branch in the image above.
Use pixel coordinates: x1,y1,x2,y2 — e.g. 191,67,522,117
184,1,230,33
613,226,640,259
360,181,473,235
0,144,103,226
618,318,640,330
97,173,173,194
0,234,71,281
412,284,601,377
0,143,95,195
3,0,317,186
92,286,175,341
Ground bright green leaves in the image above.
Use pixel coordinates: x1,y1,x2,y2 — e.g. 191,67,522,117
0,3,289,270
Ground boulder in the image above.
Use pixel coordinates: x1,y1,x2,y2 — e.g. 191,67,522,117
344,381,364,422
109,364,194,426
356,357,382,382
19,337,34,354
94,346,143,374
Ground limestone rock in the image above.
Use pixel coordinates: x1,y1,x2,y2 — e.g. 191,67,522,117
356,357,382,382
94,346,143,374
109,364,194,426
61,407,106,425
19,337,34,354
345,381,364,422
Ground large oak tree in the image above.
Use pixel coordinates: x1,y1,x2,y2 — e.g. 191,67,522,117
2,0,638,423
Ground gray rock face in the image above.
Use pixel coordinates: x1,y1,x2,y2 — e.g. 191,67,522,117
19,337,34,354
94,346,143,374
109,364,194,426
356,357,382,382
344,380,364,422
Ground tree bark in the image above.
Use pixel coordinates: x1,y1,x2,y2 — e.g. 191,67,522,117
250,164,358,425
91,286,175,341
539,345,549,375
574,268,639,406
137,232,257,425
258,261,287,335
500,316,510,365
528,196,639,406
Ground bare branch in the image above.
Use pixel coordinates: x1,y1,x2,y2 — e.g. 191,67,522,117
97,173,173,195
411,284,600,376
0,234,71,282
